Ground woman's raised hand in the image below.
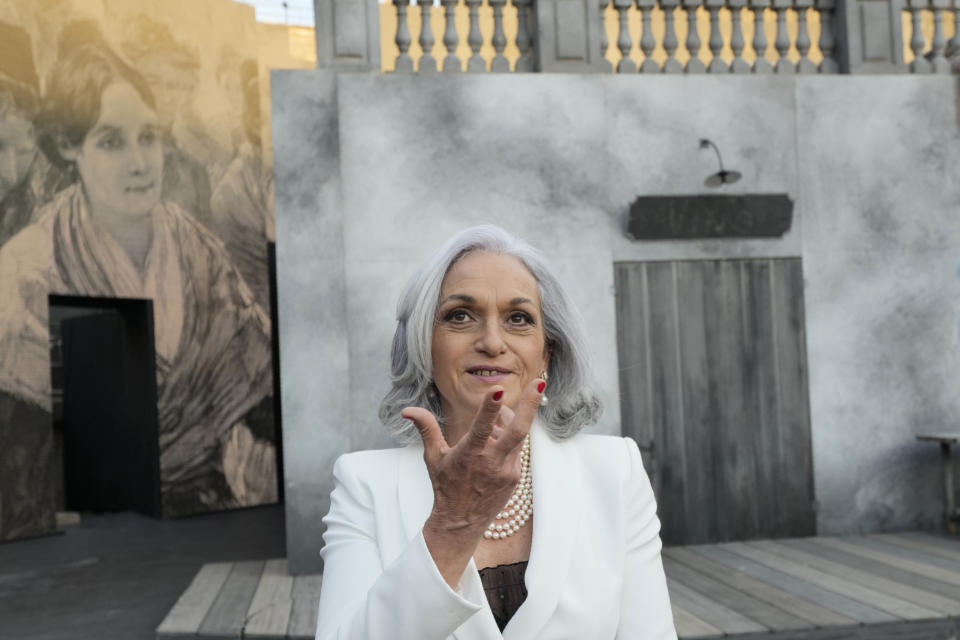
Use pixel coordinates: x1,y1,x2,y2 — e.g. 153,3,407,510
401,378,544,588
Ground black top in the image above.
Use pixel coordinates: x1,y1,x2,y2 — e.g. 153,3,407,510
477,560,529,632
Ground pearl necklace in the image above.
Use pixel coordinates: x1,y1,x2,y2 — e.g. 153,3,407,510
483,433,532,540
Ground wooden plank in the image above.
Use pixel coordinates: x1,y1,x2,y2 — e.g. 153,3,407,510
614,264,654,453
674,261,714,545
705,260,759,542
788,536,960,603
663,556,810,631
671,602,723,639
287,574,323,639
754,539,960,616
769,258,816,537
666,577,768,635
244,558,293,639
810,537,960,587
884,531,960,561
664,546,855,628
730,542,938,620
741,259,781,537
691,544,896,624
198,560,264,636
156,562,232,636
646,261,690,545
854,535,960,573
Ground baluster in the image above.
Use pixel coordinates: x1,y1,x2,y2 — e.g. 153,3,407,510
661,0,684,72
614,0,638,71
729,0,750,72
515,0,535,72
418,0,437,72
600,0,612,69
930,3,950,72
683,0,706,71
393,0,414,73
638,0,660,72
750,0,773,72
441,0,461,72
490,0,510,71
816,0,838,73
773,0,794,73
706,0,727,72
466,0,485,71
908,0,931,73
950,1,960,58
795,0,816,72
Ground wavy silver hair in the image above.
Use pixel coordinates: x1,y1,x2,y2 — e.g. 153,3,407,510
379,224,602,443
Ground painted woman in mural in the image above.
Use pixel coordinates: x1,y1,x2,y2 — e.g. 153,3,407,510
0,29,277,525
0,21,68,248
210,58,275,311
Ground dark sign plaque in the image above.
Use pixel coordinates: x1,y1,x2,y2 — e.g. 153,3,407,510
626,194,793,240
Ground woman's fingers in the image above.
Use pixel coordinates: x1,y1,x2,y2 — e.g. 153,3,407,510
402,406,444,460
463,387,504,450
494,378,544,453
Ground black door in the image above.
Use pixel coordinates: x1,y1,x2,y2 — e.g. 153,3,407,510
55,296,160,517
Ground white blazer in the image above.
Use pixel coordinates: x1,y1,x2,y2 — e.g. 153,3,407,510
315,421,677,640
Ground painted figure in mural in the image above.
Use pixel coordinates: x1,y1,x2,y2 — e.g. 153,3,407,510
210,58,275,311
0,21,68,248
121,14,219,230
0,31,277,522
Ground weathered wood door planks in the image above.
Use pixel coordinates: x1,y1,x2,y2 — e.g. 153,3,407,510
615,258,816,545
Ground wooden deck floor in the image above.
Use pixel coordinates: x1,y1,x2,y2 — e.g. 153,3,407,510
666,532,960,640
157,531,960,639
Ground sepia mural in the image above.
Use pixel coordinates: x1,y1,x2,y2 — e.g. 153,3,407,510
0,0,308,541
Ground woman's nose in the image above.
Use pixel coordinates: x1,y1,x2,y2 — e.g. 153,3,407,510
129,144,149,172
475,320,507,355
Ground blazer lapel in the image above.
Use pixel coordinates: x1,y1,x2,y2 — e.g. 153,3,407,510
503,421,583,640
397,444,433,542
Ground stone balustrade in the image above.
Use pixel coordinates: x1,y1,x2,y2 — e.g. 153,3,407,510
599,0,838,73
904,0,959,72
313,0,958,74
390,0,536,72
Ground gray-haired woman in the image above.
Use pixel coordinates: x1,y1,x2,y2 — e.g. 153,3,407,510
316,225,676,640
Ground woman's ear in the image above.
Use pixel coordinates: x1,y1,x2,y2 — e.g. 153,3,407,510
56,135,79,162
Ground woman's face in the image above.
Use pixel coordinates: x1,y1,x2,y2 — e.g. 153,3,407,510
0,110,37,203
432,250,550,427
66,82,163,219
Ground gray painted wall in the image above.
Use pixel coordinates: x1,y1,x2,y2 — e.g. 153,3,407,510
272,71,958,573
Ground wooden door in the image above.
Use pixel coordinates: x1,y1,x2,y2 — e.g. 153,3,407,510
615,259,815,546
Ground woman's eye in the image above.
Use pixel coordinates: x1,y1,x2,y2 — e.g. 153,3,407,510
97,134,123,150
443,309,471,323
508,312,533,326
140,130,157,146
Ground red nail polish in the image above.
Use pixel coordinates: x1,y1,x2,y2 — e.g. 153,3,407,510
492,390,504,401
537,381,546,394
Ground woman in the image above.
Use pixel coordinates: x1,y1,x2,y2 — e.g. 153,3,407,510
316,226,676,639
0,34,276,518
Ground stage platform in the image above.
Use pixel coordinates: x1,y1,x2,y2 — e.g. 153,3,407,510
157,531,960,639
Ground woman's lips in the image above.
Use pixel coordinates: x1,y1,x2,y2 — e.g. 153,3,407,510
467,371,510,382
127,182,155,194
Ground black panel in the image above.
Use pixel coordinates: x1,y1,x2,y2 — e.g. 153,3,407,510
626,194,793,239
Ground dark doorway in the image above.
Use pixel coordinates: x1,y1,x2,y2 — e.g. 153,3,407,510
49,295,161,518
615,258,816,545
